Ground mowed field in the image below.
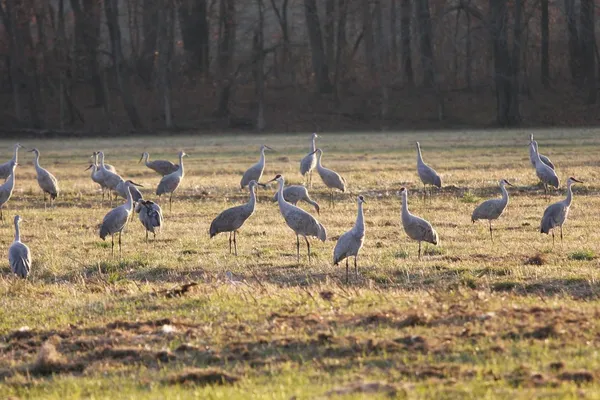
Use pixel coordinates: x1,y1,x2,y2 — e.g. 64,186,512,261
1,129,600,399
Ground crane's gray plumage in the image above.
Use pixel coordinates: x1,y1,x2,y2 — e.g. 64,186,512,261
540,177,582,244
210,180,259,255
240,145,272,188
0,144,23,180
400,187,439,259
135,199,163,242
333,195,366,283
99,185,135,256
0,162,17,220
416,142,442,197
471,179,513,241
156,151,187,211
312,148,346,206
30,148,59,206
268,174,327,263
139,152,179,176
116,180,144,203
300,133,318,187
529,134,555,170
86,162,111,203
9,215,31,278
92,152,117,174
272,184,320,215
530,141,559,194
97,151,124,194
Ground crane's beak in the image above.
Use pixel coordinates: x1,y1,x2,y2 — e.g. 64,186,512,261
265,176,278,184
308,150,317,156
505,180,514,186
84,165,93,171
130,181,144,187
572,178,584,183
256,182,268,188
27,149,35,153
138,154,144,163
265,145,274,151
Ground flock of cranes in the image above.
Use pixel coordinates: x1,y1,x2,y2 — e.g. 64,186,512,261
0,133,586,282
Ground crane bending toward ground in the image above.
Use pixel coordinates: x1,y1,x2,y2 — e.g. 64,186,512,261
9,215,31,278
156,150,187,211
0,144,23,180
471,179,513,241
116,180,144,203
29,148,59,207
400,187,439,259
333,195,366,283
416,142,441,199
0,162,17,221
540,177,583,245
529,134,555,170
530,141,559,195
99,185,134,256
241,145,273,188
300,132,318,188
139,152,179,176
272,184,320,215
268,174,327,263
311,148,346,207
210,180,260,255
135,199,163,242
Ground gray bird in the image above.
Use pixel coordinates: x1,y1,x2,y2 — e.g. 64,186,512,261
471,179,513,241
92,152,117,174
135,199,163,242
0,143,23,179
529,134,555,170
333,195,366,283
139,152,179,176
530,141,559,194
8,215,31,278
300,132,318,188
240,145,273,189
97,151,125,202
400,187,439,259
271,184,320,215
267,174,327,263
99,185,135,256
540,176,583,245
210,180,260,255
29,148,59,207
116,179,144,203
85,163,111,203
156,151,187,211
416,142,441,198
0,162,17,221
311,148,346,207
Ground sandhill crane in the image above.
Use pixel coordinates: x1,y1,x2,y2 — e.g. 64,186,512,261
333,195,366,283
400,187,439,259
9,215,31,278
311,148,346,207
139,152,179,176
92,152,117,174
529,134,555,170
156,151,187,211
530,141,559,195
97,151,125,202
116,180,144,203
272,184,320,215
210,180,260,255
267,174,327,263
29,148,59,207
540,176,583,245
0,162,17,221
99,185,134,256
135,200,163,242
85,163,111,203
471,179,513,241
0,144,23,179
300,132,318,187
416,142,441,199
241,145,273,188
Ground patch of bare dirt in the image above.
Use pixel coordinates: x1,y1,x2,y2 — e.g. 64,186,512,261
164,368,239,386
325,381,400,397
557,370,594,384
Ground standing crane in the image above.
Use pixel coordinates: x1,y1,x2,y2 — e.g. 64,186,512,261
135,200,163,242
97,151,125,202
139,152,179,176
29,148,59,207
116,179,144,203
156,150,187,211
0,162,17,221
91,152,117,174
210,180,260,255
333,195,366,283
540,176,583,245
399,187,439,259
241,145,273,188
272,184,320,215
471,179,513,241
416,142,442,199
530,141,559,195
9,215,31,278
300,132,318,188
0,143,23,179
529,134,555,170
267,174,327,263
85,163,111,203
311,148,346,207
99,185,134,256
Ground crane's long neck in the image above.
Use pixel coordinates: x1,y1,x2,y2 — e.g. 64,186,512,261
310,137,316,152
401,192,410,217
144,153,150,166
33,152,41,169
13,146,19,164
7,167,16,188
125,186,134,212
14,221,20,242
416,145,424,164
565,181,574,207
248,184,257,210
305,193,318,209
500,183,509,204
178,153,185,177
276,179,287,210
531,142,542,163
99,153,107,170
315,152,322,169
259,148,266,166
355,202,365,236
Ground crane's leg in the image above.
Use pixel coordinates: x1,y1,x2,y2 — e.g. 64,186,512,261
346,258,349,284
118,231,122,256
146,230,149,243
560,226,563,243
233,231,238,256
111,234,114,257
552,230,555,246
228,232,232,254
354,255,358,278
489,220,494,242
309,171,313,189
1,207,3,221
296,234,300,263
305,236,311,263
169,193,173,212
418,241,422,260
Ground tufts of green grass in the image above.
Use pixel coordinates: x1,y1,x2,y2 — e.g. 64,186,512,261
568,249,596,261
461,191,481,204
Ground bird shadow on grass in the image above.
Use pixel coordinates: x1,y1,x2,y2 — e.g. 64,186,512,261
491,277,600,299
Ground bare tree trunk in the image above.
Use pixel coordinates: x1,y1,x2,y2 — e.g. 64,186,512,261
390,0,398,69
333,0,348,102
178,0,210,75
304,0,332,93
465,0,472,89
215,0,236,117
416,0,434,87
362,0,376,77
254,0,266,131
157,0,175,128
564,0,581,83
580,0,596,103
509,0,522,122
324,0,335,71
270,0,291,79
540,0,549,87
139,0,159,83
400,0,413,85
374,0,388,124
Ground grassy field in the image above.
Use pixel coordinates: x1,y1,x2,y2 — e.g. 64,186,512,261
1,128,600,399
